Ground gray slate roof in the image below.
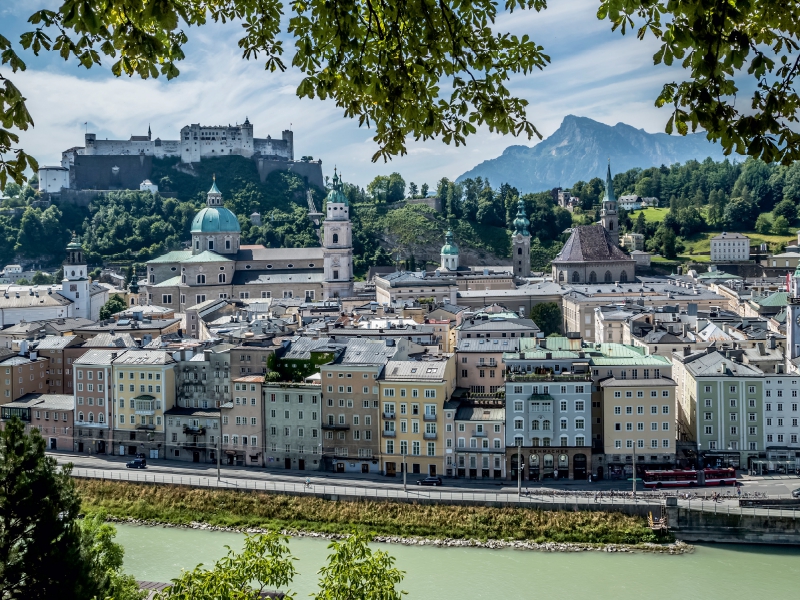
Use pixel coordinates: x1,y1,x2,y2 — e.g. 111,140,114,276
553,225,632,263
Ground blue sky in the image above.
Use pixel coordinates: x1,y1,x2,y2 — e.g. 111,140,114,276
5,0,686,189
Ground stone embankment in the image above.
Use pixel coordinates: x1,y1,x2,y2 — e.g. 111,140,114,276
106,516,692,555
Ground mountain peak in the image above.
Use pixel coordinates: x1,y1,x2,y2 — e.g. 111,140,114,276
457,116,726,192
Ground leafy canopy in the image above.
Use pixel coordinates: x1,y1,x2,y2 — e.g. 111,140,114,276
0,0,551,188
599,0,800,164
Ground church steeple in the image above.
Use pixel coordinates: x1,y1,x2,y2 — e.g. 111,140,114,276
207,174,222,206
600,159,619,246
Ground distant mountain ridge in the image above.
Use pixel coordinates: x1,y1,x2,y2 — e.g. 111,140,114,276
457,115,727,193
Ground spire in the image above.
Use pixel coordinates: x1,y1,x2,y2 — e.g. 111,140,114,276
512,198,530,236
207,175,222,206
602,159,616,204
148,123,151,140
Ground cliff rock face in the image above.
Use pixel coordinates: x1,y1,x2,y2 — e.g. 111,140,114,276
457,115,726,192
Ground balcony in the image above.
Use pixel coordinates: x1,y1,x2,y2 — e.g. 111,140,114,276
183,425,206,435
472,430,488,438
423,414,437,421
382,430,396,437
423,432,438,440
383,412,396,420
136,424,156,431
322,423,350,430
134,396,156,416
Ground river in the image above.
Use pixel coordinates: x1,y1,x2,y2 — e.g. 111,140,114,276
115,524,800,599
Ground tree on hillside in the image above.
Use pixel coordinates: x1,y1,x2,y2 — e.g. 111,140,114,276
755,214,772,235
773,199,797,223
772,216,790,236
367,174,406,204
100,295,127,320
408,182,419,198
723,193,758,231
530,302,562,336
420,183,429,198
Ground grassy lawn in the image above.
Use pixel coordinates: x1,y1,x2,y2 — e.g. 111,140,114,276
678,254,711,263
631,208,669,223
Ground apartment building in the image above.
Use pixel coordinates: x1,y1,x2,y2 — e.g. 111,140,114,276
165,407,221,463
111,350,177,459
0,354,48,403
220,375,265,467
174,345,233,411
672,349,763,468
710,232,750,262
230,344,273,378
454,313,540,344
320,339,411,473
449,401,506,479
600,377,678,480
379,355,456,478
36,335,84,394
0,393,74,451
456,337,516,394
264,378,322,471
73,349,116,454
763,374,800,454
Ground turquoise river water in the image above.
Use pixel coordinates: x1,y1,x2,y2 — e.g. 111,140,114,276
115,524,800,599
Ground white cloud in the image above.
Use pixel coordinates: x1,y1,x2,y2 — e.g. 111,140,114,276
11,3,688,188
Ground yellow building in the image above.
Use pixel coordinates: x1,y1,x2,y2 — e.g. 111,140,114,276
378,355,456,478
599,377,678,480
111,349,177,459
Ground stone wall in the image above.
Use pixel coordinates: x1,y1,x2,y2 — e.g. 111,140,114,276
255,157,324,189
666,504,800,545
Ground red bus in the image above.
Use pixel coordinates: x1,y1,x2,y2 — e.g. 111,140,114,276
643,468,736,488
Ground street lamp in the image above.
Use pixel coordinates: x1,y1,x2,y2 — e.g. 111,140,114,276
517,438,522,498
403,450,407,492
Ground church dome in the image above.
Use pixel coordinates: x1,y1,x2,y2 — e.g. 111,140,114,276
325,169,348,206
441,230,459,255
191,206,241,233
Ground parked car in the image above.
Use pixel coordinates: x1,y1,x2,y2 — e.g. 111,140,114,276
126,458,147,469
417,476,443,486
792,488,800,498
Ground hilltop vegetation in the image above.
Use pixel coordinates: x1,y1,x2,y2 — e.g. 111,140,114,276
3,155,800,274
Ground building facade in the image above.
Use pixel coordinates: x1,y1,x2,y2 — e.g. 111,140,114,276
710,232,750,262
264,379,322,470
73,349,115,454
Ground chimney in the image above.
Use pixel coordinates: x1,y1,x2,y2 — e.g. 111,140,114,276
767,335,776,350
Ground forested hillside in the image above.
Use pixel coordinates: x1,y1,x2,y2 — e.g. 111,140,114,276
2,155,800,277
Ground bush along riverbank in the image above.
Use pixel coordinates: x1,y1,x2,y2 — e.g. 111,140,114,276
77,480,681,551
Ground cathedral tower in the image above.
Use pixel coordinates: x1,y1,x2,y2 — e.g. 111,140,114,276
322,170,354,298
511,198,531,278
61,235,90,317
788,265,800,371
440,230,459,271
600,160,619,246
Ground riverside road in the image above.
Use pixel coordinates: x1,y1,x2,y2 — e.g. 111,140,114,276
51,452,800,502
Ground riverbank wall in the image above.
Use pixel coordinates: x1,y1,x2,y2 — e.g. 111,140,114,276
667,505,800,545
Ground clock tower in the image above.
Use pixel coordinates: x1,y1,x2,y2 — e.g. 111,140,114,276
787,265,800,372
322,169,354,299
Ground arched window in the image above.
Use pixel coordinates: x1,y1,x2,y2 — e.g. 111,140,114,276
88,413,94,423
196,274,206,284
149,275,155,283
514,418,524,430
517,247,522,255
571,271,580,283
542,420,551,431
609,221,614,230
78,412,84,422
620,270,628,283
98,413,105,423
332,233,339,244
531,437,540,447
604,270,612,283
589,271,597,283
560,418,568,430
531,420,539,430
558,271,565,282
218,273,226,283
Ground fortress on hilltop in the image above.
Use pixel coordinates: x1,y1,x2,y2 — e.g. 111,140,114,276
40,118,323,197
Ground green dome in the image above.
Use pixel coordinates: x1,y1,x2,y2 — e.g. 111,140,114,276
441,230,459,255
66,235,83,250
512,199,530,236
191,206,241,233
326,169,348,206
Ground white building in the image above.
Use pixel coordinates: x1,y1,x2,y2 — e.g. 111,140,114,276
763,375,800,452
710,232,750,262
38,166,70,193
617,195,643,211
63,119,293,168
139,180,158,194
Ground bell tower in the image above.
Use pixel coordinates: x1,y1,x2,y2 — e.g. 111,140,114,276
600,160,619,246
61,235,91,318
322,169,354,298
511,198,531,278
